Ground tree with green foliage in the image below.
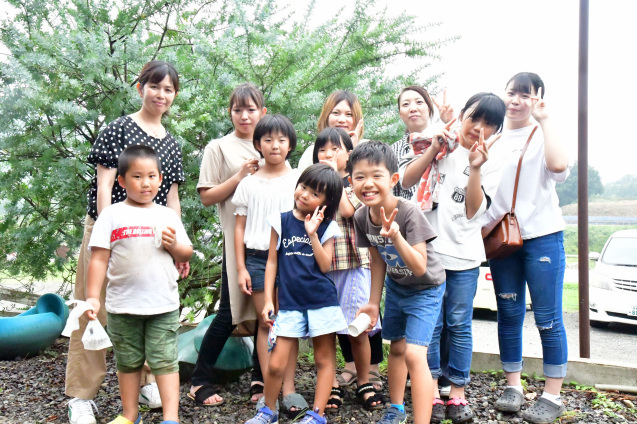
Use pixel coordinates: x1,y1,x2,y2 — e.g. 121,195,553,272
604,174,637,200
555,162,604,206
0,0,453,318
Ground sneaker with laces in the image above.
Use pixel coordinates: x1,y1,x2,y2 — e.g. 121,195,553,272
245,406,279,424
377,406,407,424
297,407,326,424
139,382,162,409
68,398,98,424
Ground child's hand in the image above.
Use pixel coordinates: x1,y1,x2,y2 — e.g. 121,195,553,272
529,87,549,122
161,226,177,250
379,206,400,240
319,158,339,172
469,128,494,170
432,89,455,124
238,268,252,295
175,262,190,278
261,303,275,327
357,303,380,331
85,297,100,320
304,205,326,237
349,119,364,146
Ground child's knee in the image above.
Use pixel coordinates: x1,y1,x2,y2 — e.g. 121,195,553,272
404,344,428,367
389,340,406,357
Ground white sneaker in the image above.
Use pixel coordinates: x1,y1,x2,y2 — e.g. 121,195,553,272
68,398,98,424
139,382,162,409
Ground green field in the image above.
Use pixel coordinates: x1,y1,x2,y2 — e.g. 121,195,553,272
563,225,637,255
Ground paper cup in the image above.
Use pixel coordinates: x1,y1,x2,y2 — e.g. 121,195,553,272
154,225,165,248
348,313,371,337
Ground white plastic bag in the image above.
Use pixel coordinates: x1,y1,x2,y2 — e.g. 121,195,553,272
62,300,112,350
82,319,112,350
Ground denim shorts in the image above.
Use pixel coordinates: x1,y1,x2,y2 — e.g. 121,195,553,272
245,249,279,292
274,306,347,338
382,277,445,347
107,309,180,375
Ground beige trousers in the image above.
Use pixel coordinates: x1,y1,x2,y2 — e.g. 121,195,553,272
65,216,153,400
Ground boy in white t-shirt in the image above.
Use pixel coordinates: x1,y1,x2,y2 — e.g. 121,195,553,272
85,145,193,424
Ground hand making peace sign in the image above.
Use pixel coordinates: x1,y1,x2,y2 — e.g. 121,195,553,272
432,89,455,124
529,87,549,122
379,206,400,240
469,128,497,169
349,119,364,147
305,205,326,237
431,117,458,152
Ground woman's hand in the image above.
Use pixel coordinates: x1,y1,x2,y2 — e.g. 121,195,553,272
431,118,457,151
305,206,326,237
238,158,260,179
379,207,400,240
433,89,455,124
349,119,364,146
469,128,495,170
530,87,549,122
238,268,252,295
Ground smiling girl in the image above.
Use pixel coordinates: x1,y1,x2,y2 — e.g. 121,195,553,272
401,92,506,423
190,83,268,407
481,72,571,424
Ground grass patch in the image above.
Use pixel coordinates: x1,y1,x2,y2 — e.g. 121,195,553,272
563,282,579,313
563,225,637,255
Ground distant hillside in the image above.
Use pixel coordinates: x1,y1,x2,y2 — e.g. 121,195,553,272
561,200,637,217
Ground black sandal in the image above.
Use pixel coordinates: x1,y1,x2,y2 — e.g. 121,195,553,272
356,383,385,411
249,381,264,403
325,387,344,413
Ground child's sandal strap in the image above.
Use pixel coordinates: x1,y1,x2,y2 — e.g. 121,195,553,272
355,383,376,396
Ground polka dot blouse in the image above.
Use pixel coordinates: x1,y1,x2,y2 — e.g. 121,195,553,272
86,116,186,219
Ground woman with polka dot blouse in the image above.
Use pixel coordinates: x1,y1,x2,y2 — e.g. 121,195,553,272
66,60,186,424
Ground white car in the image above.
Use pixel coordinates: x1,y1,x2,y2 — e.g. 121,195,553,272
473,263,532,311
589,229,637,327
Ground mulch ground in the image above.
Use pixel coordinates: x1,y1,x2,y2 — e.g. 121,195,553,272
1,338,636,423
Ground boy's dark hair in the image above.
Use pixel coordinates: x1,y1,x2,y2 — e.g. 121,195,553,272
312,127,354,164
138,60,179,93
118,145,162,176
229,82,265,110
461,92,506,133
506,72,545,98
296,163,343,221
346,141,397,175
253,114,297,159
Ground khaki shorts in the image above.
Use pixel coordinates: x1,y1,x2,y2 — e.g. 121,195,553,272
107,310,180,375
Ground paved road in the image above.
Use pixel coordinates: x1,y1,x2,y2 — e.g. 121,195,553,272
472,309,637,367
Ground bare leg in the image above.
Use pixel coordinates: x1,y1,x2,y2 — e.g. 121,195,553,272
118,371,142,422
387,339,408,406
405,344,432,424
155,372,179,422
263,336,296,411
544,377,564,396
311,333,337,416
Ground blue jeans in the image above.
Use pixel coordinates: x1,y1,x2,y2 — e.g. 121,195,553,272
428,267,479,387
382,277,445,346
489,231,568,378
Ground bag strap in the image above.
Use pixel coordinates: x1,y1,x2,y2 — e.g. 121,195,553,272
511,125,538,214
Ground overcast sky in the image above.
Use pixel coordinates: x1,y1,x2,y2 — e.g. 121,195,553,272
306,0,636,184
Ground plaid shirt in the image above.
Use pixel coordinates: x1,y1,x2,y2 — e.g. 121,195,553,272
332,183,370,271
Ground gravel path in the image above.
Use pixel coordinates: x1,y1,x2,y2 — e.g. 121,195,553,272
1,338,636,423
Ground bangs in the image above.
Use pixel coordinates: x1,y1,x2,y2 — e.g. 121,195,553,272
229,83,265,109
466,95,506,130
139,61,179,92
506,72,544,97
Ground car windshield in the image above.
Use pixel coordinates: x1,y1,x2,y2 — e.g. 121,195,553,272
602,237,637,266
